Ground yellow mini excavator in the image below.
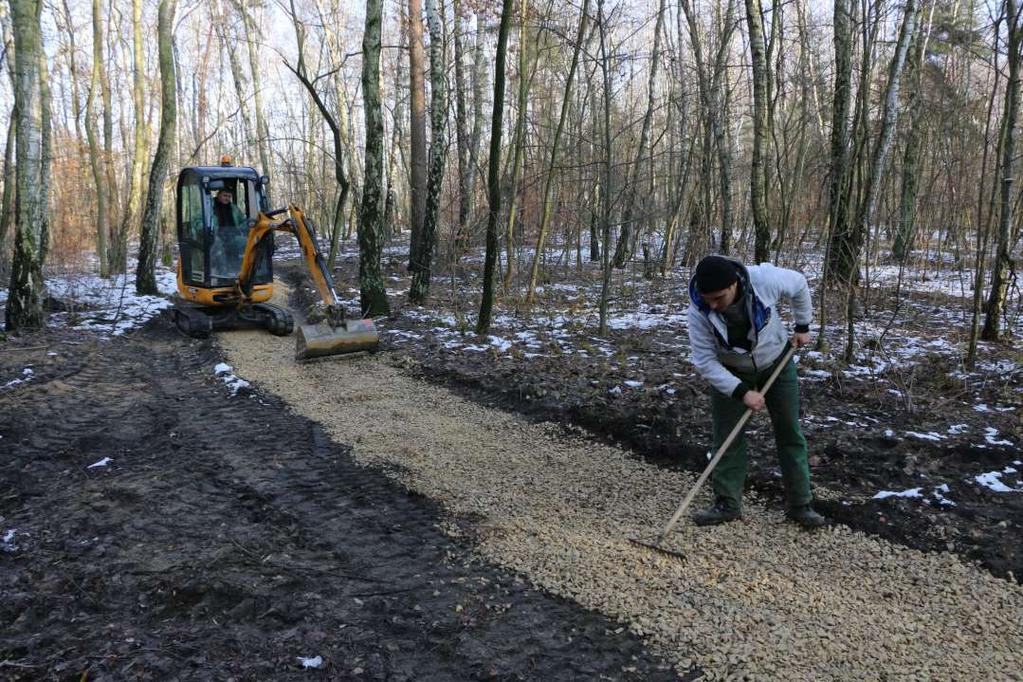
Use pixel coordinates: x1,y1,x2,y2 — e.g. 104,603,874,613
172,161,378,359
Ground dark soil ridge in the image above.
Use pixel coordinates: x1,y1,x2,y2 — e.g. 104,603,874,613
0,315,681,680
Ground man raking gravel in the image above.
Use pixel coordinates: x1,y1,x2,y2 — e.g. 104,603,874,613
687,255,826,529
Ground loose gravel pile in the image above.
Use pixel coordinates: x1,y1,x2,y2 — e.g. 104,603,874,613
220,316,1023,679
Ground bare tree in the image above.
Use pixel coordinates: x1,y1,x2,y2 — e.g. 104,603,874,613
745,0,771,263
5,0,49,330
525,0,590,303
409,0,449,303
136,0,177,296
477,0,516,334
983,0,1023,341
358,0,390,315
612,0,666,268
407,0,428,268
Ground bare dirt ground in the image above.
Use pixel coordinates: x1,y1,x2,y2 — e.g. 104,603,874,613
0,319,677,680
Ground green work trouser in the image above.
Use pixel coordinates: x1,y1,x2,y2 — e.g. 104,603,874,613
709,356,812,511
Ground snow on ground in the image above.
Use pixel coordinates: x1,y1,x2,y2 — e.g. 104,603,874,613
1,267,178,339
2,367,34,391
213,363,251,396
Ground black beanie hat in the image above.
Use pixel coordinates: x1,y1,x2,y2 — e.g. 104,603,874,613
694,255,739,293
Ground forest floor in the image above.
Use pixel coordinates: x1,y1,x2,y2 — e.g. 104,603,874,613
1,241,1022,678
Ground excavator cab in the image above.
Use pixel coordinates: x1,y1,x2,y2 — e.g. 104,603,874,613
172,161,379,360
177,166,273,289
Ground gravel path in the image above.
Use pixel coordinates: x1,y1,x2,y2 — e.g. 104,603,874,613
221,319,1023,680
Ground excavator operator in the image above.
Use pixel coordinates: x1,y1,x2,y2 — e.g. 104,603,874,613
211,188,248,279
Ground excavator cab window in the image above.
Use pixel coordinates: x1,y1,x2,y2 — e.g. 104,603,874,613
178,179,206,285
206,177,272,287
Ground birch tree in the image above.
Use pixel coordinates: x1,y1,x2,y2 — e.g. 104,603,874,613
136,0,177,296
6,0,49,330
745,0,771,263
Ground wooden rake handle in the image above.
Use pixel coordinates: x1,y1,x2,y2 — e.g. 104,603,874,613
656,343,798,543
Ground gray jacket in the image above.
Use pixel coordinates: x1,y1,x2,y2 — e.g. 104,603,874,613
687,260,812,397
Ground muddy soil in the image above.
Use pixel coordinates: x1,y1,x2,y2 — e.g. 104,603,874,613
0,317,677,680
303,259,1023,585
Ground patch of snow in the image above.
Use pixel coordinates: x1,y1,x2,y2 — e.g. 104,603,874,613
873,487,924,500
947,424,969,435
624,380,644,388
214,364,251,396
488,335,512,352
1,529,17,552
2,367,34,390
973,470,1019,493
605,312,685,331
87,457,112,469
608,386,622,395
803,369,832,379
974,404,991,413
297,655,323,669
983,427,1013,446
932,484,956,507
906,431,945,442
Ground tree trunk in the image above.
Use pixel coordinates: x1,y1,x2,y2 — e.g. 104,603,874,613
476,0,515,334
358,0,390,316
894,15,931,262
612,0,666,268
597,0,614,336
135,0,177,296
453,0,471,247
99,0,122,273
86,0,109,277
122,0,148,271
286,2,351,274
463,17,486,249
525,0,589,302
680,0,735,257
234,0,271,174
6,0,48,330
409,0,449,303
823,0,855,288
214,0,254,152
384,22,407,236
0,115,15,269
407,0,428,269
745,0,771,263
842,0,917,361
502,0,532,291
983,0,1023,341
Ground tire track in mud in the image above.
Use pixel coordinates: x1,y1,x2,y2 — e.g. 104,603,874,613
0,319,676,680
219,307,1023,680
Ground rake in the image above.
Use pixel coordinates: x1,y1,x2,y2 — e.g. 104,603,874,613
629,344,797,559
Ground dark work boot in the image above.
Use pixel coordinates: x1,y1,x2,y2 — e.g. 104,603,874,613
692,498,742,527
786,505,827,529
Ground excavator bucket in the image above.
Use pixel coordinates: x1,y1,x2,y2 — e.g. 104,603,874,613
295,317,379,361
